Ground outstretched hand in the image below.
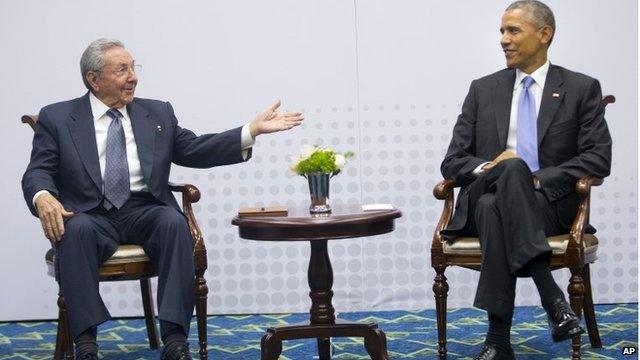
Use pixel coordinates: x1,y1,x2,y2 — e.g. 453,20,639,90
249,99,304,138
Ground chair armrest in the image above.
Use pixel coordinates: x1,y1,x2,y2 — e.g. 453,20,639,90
566,176,604,265
431,179,459,257
169,182,207,272
575,176,604,199
168,182,201,204
433,179,457,200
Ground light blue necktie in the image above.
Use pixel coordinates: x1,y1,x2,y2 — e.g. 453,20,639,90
516,76,539,171
104,109,130,210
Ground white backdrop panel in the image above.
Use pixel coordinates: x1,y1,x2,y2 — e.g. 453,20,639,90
0,0,636,321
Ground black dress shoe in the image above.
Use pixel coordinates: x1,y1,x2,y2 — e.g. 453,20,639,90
474,343,515,360
161,344,193,360
545,297,585,342
75,353,98,360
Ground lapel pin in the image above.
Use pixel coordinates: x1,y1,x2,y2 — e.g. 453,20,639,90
552,92,560,98
157,125,162,132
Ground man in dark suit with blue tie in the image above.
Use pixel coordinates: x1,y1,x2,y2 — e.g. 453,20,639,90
22,38,304,360
440,1,612,359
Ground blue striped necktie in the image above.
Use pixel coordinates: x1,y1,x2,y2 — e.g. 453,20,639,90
104,109,130,210
516,76,539,171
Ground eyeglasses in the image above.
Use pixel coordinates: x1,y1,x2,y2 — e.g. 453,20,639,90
108,64,142,78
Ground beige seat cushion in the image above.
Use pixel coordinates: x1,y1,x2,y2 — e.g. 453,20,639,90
443,233,598,256
45,244,151,277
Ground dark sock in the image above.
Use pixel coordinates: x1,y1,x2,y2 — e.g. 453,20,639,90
161,320,187,350
527,254,565,309
486,313,511,353
74,326,98,356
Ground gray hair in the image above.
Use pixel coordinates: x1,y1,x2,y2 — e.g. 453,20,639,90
80,38,125,90
506,0,556,44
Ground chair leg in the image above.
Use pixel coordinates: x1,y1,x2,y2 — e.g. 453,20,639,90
195,273,209,360
57,291,74,360
568,267,585,360
433,265,449,359
140,278,160,350
54,296,64,360
582,265,602,348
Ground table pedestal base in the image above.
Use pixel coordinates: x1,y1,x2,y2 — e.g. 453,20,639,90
260,320,389,360
230,211,401,360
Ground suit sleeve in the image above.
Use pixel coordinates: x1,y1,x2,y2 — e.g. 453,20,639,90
440,80,490,186
166,102,252,168
533,79,612,202
21,108,60,216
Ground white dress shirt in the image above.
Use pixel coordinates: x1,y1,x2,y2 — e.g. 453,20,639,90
473,60,550,176
89,92,148,192
33,94,255,205
506,60,549,152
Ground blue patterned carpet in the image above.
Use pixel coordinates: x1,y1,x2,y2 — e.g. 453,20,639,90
0,304,636,359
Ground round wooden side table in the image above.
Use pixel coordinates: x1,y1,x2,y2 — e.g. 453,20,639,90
232,204,401,360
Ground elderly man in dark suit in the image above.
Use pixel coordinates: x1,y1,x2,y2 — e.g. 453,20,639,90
22,38,303,360
440,1,612,359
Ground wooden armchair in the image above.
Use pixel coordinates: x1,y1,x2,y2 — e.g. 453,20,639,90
22,115,210,360
430,95,615,360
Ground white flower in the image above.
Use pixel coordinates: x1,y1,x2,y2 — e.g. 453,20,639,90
334,153,346,169
299,145,316,160
290,145,354,176
289,155,301,171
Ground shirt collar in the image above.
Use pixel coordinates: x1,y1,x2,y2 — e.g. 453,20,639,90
515,59,550,89
89,92,129,121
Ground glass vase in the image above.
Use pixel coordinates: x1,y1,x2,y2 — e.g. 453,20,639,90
305,173,332,213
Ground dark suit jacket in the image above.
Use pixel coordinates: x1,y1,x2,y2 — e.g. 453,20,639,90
22,93,250,216
441,64,612,233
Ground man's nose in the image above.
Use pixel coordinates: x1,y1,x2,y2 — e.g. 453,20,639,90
128,71,138,83
500,33,510,46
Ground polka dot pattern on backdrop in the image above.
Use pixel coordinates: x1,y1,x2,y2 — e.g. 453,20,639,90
97,103,637,317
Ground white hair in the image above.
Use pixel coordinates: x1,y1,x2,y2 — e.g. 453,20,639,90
80,38,125,90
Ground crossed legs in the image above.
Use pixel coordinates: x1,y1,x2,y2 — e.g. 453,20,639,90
458,159,581,357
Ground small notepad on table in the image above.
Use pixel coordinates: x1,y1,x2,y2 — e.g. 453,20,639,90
362,203,394,211
237,206,288,217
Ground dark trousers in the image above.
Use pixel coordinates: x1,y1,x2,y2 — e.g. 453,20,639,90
455,158,566,321
57,192,195,340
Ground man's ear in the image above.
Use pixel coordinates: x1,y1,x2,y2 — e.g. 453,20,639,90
86,71,100,93
539,25,554,46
